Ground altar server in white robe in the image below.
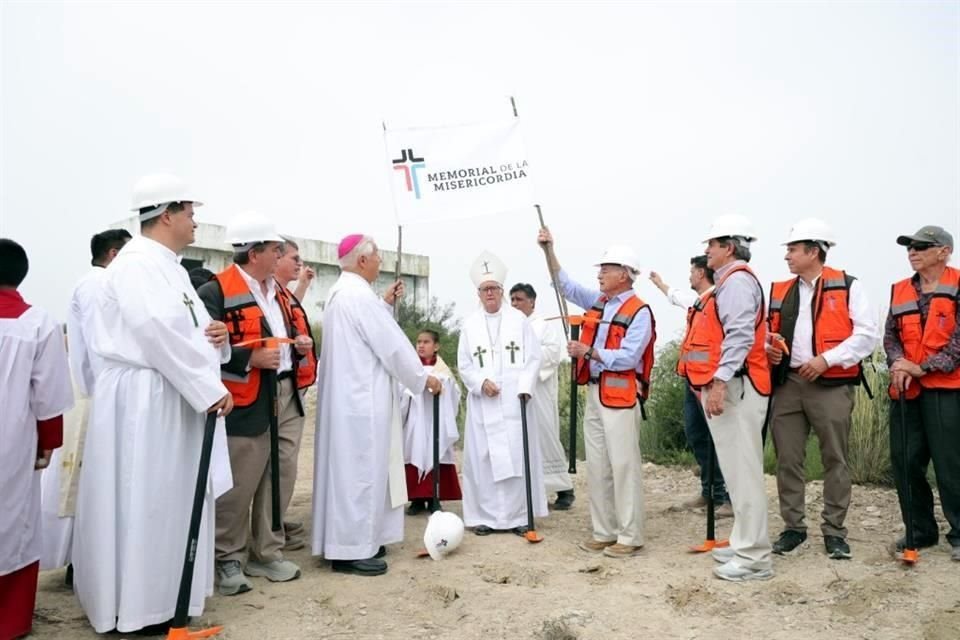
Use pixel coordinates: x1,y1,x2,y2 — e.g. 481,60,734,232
73,174,234,634
40,228,130,575
312,234,442,577
458,252,547,535
509,282,575,510
0,238,74,640
401,329,463,515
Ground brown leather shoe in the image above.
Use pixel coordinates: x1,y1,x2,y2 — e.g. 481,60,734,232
577,539,616,553
602,543,643,558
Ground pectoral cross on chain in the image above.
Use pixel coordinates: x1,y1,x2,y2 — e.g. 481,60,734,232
183,292,198,327
473,346,487,367
505,340,520,364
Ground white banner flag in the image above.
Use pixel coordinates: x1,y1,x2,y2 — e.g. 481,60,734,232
384,118,536,225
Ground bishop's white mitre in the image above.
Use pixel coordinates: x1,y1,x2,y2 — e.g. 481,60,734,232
469,251,508,288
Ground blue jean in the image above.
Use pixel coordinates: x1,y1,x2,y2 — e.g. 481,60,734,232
683,385,729,503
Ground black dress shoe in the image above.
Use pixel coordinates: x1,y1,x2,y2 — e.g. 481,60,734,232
427,500,442,514
512,526,530,536
331,558,388,576
406,500,427,516
474,525,494,536
65,563,74,588
554,490,575,511
891,535,939,553
374,545,386,559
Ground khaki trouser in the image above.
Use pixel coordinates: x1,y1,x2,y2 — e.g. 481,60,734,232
216,378,305,564
584,384,645,547
703,376,772,570
771,373,854,537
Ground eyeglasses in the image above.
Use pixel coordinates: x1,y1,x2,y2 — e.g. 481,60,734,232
907,242,939,252
478,285,502,294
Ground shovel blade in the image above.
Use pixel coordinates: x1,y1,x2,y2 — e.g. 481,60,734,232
167,625,224,640
688,538,729,553
524,530,544,544
899,548,919,565
415,548,431,558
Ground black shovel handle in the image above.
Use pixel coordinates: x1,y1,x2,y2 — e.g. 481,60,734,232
899,395,915,550
267,370,281,532
520,395,536,532
172,412,218,628
568,324,580,474
432,391,440,511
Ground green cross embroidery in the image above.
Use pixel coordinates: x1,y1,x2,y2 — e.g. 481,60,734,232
183,292,198,327
473,346,487,368
505,341,520,364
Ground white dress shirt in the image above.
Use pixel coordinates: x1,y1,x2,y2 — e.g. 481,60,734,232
235,264,293,373
788,274,880,369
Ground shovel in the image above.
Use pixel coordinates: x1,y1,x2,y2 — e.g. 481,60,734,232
689,388,729,553
898,393,918,565
235,336,296,533
520,394,544,543
416,387,442,558
166,413,224,640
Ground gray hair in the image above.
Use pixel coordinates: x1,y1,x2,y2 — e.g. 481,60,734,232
718,236,752,263
338,235,377,269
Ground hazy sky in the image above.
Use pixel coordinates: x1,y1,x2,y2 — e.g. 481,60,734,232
2,1,958,342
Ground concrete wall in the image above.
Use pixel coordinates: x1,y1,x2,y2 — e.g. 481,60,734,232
112,217,430,318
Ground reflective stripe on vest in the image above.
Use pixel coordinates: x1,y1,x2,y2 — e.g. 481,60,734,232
888,266,960,400
767,266,861,383
677,263,771,396
276,283,318,390
576,293,656,409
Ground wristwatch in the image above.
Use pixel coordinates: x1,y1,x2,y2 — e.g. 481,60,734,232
920,361,932,374
585,347,594,360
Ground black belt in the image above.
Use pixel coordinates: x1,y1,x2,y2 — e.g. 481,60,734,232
277,370,294,381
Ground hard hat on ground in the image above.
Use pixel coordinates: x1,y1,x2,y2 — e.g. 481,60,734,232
424,511,465,560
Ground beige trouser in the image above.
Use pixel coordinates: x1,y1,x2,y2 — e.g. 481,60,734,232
216,378,305,564
771,373,854,537
703,376,772,570
584,384,645,547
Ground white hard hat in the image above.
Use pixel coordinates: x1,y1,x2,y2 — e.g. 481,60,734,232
423,511,464,561
782,217,836,247
225,211,284,247
130,173,203,220
594,244,641,275
703,214,757,243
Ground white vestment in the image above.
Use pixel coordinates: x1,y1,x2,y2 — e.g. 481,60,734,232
458,305,547,529
312,271,428,560
40,267,103,569
530,314,574,494
73,236,232,633
0,304,74,579
401,356,461,478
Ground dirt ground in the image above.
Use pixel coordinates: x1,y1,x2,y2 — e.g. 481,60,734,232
33,393,960,640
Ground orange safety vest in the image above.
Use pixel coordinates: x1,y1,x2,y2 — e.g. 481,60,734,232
576,294,656,409
276,284,318,390
217,266,295,407
677,263,771,396
888,266,960,400
768,266,861,384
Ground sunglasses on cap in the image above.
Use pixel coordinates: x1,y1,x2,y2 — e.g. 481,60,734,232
907,242,940,252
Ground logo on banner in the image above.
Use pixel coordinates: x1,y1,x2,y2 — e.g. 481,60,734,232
392,148,426,199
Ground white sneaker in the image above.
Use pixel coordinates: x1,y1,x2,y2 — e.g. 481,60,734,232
217,560,253,596
713,560,774,582
711,546,735,564
245,558,301,582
